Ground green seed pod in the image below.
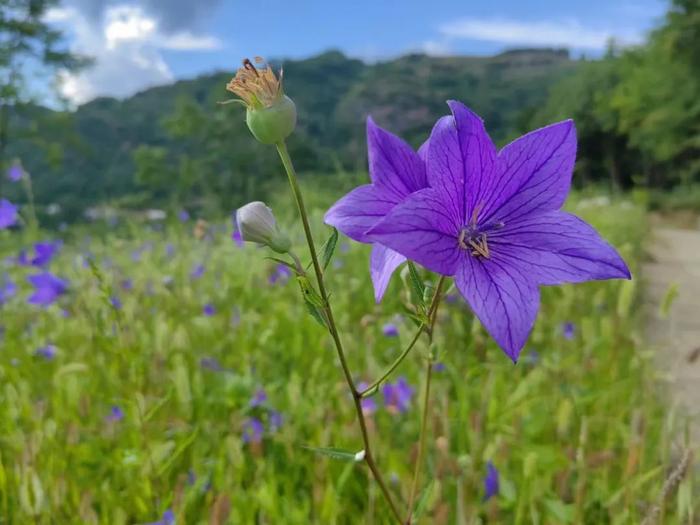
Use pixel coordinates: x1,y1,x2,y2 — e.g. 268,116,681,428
245,95,297,144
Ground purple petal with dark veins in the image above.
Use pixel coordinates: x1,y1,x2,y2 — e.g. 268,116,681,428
367,188,462,276
482,120,576,225
324,184,397,243
370,244,406,303
488,211,630,284
455,254,540,362
367,117,427,198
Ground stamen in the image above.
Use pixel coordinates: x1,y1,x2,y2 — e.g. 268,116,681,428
243,58,259,76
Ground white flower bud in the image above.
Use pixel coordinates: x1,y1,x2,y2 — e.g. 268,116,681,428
236,201,291,253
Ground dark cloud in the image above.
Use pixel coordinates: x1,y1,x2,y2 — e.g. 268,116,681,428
67,0,223,32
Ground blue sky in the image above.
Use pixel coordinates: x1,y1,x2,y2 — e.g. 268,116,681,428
45,0,667,104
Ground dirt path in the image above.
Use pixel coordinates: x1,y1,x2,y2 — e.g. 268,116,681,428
644,226,700,437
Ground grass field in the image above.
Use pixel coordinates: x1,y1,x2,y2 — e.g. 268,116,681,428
0,188,695,524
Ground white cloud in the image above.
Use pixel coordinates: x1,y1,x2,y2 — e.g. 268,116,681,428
420,39,453,56
438,18,643,50
44,4,222,104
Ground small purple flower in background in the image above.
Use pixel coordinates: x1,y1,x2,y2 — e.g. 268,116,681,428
110,295,122,310
165,243,175,257
268,264,291,286
325,118,428,302
28,272,68,307
483,461,500,501
562,322,576,340
368,101,630,361
242,417,264,444
357,382,377,415
148,509,175,525
523,349,540,365
130,249,142,262
444,293,460,305
29,241,61,267
7,162,23,182
382,322,399,338
200,356,224,372
0,199,19,229
178,209,190,222
433,362,446,372
382,377,414,414
121,278,133,291
269,410,283,432
249,388,267,407
35,345,57,360
203,303,216,316
106,405,124,422
190,264,205,280
0,276,17,305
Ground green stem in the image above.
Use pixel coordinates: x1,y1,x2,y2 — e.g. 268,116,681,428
359,277,446,399
275,140,403,524
405,276,446,523
21,173,39,232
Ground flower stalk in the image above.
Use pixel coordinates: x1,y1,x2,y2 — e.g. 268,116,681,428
274,140,403,524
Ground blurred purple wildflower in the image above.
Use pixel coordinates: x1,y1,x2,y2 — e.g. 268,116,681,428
7,163,23,182
232,229,244,247
249,388,267,408
242,417,264,444
121,278,133,291
562,322,576,340
29,241,61,267
35,345,57,360
0,199,19,229
268,264,291,286
178,209,190,222
110,295,122,310
483,461,500,501
203,303,216,316
165,243,175,257
200,356,223,372
382,377,414,414
269,411,283,432
0,277,17,305
432,362,446,372
106,405,124,422
190,264,205,280
382,323,399,338
149,509,175,525
28,272,68,307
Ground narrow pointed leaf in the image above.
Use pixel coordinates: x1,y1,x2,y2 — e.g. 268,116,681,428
320,227,339,270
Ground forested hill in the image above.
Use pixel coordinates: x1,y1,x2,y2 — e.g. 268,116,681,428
5,48,578,221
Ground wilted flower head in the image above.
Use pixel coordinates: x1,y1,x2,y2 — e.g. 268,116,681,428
0,199,18,229
367,101,630,361
28,272,68,307
225,57,297,144
382,377,414,414
236,201,290,253
483,461,500,501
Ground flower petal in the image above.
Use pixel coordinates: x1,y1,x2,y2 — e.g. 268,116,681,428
488,211,631,284
367,188,462,276
370,244,406,303
367,117,427,198
481,120,576,225
455,254,540,361
324,185,396,243
427,101,497,226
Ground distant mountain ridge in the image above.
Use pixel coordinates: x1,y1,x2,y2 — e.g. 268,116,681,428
6,48,580,221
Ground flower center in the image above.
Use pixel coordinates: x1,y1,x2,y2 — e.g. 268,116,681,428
457,204,504,259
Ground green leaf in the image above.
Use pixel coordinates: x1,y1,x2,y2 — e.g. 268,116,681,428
544,499,574,523
304,301,327,328
296,276,325,308
319,227,339,270
407,261,426,311
264,256,297,272
302,446,362,462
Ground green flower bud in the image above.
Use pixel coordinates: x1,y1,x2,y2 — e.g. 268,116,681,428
236,201,291,254
225,57,297,144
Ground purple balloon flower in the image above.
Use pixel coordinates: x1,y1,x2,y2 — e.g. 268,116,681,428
29,241,61,267
382,377,414,414
178,209,190,222
7,163,23,182
0,277,17,305
242,417,264,444
35,345,57,360
0,199,19,229
249,388,267,407
368,101,630,361
382,322,399,338
110,295,123,310
324,117,429,302
106,405,125,422
203,303,216,316
190,264,205,280
483,461,500,501
562,321,576,340
28,272,68,307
